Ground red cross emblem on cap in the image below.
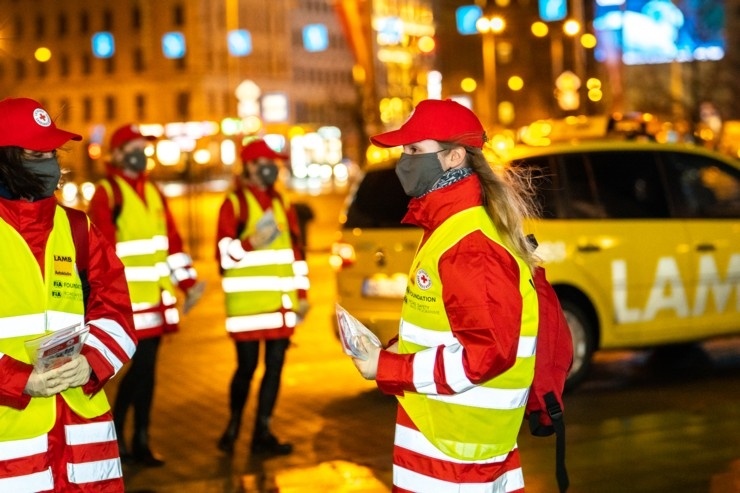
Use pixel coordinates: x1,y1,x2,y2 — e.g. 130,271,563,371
33,108,51,127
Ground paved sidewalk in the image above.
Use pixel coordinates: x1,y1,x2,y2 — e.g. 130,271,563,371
107,244,395,492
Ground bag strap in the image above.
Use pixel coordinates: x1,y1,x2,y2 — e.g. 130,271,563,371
235,187,249,238
545,391,569,493
62,206,90,310
107,177,123,225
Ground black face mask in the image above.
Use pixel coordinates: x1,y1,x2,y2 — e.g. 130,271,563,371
123,149,147,172
21,157,62,198
395,151,445,197
257,162,279,186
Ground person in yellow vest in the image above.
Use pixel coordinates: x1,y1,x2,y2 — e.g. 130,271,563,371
0,97,137,492
87,124,204,467
351,99,540,492
215,138,309,456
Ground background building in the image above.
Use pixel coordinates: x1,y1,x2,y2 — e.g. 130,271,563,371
0,0,360,183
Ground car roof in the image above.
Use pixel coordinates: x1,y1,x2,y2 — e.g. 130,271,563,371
502,140,740,169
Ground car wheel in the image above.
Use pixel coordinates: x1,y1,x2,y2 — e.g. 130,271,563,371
561,300,596,392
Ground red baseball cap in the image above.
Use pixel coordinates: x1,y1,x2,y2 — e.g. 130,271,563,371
110,124,156,150
240,139,288,162
0,97,82,152
370,99,486,149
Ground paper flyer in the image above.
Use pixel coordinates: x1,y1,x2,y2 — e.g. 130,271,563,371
335,304,382,360
24,323,90,372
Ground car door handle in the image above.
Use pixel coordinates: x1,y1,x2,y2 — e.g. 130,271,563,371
696,243,716,252
577,244,601,253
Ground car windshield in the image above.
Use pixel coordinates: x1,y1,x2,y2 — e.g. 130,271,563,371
344,167,413,229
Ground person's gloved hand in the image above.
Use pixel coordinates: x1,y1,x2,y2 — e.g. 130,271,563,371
351,336,382,380
57,355,92,388
183,281,206,315
296,299,311,322
24,366,69,397
249,224,280,249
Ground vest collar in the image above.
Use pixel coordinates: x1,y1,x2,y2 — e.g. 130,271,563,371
402,174,483,231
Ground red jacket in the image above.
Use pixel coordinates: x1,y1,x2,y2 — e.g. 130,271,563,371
0,196,137,410
376,174,523,396
87,166,196,338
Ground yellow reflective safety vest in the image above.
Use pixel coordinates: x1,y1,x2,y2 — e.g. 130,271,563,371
101,177,176,312
398,206,538,460
0,207,110,441
222,189,299,332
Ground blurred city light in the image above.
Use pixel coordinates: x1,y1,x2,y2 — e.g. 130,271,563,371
157,140,182,166
303,24,329,52
508,76,524,91
162,32,186,59
461,78,477,93
92,32,115,58
531,21,549,37
34,47,52,62
227,29,252,56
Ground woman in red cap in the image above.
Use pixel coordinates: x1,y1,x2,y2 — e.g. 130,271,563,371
87,123,203,467
0,97,137,492
352,99,539,492
214,138,309,456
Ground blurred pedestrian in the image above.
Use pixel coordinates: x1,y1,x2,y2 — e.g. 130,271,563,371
0,97,137,491
215,138,309,456
351,99,540,492
87,124,204,467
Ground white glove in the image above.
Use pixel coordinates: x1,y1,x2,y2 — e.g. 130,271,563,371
24,366,69,397
57,355,92,388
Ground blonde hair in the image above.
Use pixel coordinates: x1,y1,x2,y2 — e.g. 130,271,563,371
442,143,540,272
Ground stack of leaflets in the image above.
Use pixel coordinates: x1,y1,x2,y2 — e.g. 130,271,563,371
255,209,280,245
335,304,381,360
24,323,89,372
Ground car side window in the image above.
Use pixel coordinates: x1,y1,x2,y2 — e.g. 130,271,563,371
557,153,607,219
344,167,413,229
586,151,670,219
663,152,740,219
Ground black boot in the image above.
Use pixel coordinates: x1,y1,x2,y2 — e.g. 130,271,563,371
250,416,292,456
132,429,165,467
114,418,134,464
217,417,241,454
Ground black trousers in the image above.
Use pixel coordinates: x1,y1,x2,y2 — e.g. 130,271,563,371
228,338,290,428
113,337,161,439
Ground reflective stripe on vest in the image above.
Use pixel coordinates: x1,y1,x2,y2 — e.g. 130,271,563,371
220,190,300,331
0,207,110,441
102,177,176,328
398,206,538,461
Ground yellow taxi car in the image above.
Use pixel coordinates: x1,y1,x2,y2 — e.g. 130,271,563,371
331,140,740,389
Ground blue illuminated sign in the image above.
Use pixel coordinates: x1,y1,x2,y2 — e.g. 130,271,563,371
92,32,115,58
303,24,329,52
456,6,483,35
162,32,186,59
538,0,567,22
593,0,725,65
228,29,252,57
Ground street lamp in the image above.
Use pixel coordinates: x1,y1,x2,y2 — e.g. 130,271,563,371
476,15,505,128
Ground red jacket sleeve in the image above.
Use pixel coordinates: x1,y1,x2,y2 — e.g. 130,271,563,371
376,230,522,396
87,183,117,246
0,355,33,409
81,221,138,395
156,188,197,292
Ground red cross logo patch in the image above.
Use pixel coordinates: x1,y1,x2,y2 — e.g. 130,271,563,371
33,108,52,127
415,268,432,290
